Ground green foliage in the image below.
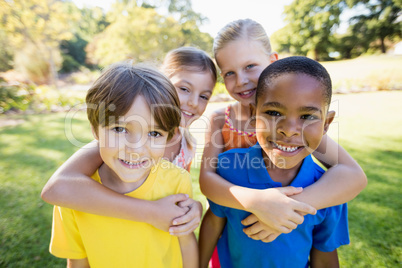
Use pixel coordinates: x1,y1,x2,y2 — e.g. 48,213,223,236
0,29,14,72
0,81,35,113
281,0,345,60
347,0,402,53
0,0,78,84
273,0,401,59
0,81,85,114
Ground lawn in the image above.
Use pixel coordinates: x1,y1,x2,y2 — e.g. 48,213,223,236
0,91,401,267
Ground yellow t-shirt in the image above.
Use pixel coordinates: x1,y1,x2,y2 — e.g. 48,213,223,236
50,159,192,268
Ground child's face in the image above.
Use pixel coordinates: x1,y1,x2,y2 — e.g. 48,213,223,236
216,39,277,107
95,95,168,188
170,70,215,127
255,73,333,170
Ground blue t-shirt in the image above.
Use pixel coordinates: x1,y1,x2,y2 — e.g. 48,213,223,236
209,144,349,268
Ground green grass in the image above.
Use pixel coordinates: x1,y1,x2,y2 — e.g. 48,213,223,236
1,91,401,267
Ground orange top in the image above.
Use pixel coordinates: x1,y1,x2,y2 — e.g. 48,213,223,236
221,105,258,152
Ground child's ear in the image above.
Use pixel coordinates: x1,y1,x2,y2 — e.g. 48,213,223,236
249,103,257,127
91,126,99,140
323,110,335,134
270,52,278,63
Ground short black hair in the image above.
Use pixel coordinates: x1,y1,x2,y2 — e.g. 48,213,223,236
256,56,332,106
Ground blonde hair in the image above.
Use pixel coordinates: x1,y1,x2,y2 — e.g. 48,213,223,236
213,19,273,58
86,61,181,140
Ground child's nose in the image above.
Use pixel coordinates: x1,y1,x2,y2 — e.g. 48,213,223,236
236,72,249,87
124,133,147,151
188,94,198,108
276,118,300,137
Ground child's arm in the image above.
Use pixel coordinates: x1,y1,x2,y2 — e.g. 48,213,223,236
41,141,198,235
178,233,198,268
67,258,90,268
310,248,339,268
199,111,316,234
242,135,366,238
198,209,226,268
293,134,367,209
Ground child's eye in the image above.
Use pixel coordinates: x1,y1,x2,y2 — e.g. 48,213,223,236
148,131,162,137
246,64,255,70
112,127,127,133
179,87,190,93
265,110,281,117
200,94,210,101
301,114,319,120
224,71,234,78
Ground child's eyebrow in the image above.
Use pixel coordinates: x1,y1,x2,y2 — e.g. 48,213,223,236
299,106,322,113
261,102,285,109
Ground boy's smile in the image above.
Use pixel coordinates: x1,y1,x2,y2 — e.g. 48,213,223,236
255,73,334,171
95,95,168,194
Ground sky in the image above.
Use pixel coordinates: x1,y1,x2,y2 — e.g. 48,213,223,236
72,0,294,37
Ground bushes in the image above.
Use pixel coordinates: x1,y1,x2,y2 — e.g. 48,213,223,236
0,80,85,114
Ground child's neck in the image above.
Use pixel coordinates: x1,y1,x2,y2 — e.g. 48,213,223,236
163,128,182,162
98,163,148,194
233,102,252,119
263,157,303,187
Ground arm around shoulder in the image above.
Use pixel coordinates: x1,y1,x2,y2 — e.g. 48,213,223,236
41,140,103,206
297,135,367,209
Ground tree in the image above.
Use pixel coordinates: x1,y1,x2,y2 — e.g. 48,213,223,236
282,0,345,61
86,1,213,67
347,0,402,53
0,0,77,84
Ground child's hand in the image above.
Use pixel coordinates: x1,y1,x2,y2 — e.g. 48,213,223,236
152,194,191,232
241,214,281,242
247,187,316,234
169,198,202,236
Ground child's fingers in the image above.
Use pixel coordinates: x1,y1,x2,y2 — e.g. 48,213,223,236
169,216,200,236
278,186,304,196
243,224,281,243
241,214,258,226
292,200,317,216
170,193,189,204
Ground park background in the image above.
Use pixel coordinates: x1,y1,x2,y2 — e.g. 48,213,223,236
0,0,401,267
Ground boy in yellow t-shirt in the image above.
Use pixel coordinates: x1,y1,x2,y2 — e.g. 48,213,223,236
49,62,198,268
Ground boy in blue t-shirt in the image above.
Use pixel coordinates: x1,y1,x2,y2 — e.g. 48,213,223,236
199,56,349,268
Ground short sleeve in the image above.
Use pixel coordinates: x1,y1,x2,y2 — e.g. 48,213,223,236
208,199,226,218
313,203,350,252
50,206,87,259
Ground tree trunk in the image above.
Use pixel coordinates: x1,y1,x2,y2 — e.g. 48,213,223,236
380,37,386,54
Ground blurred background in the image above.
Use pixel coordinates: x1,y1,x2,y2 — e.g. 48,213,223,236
0,0,401,267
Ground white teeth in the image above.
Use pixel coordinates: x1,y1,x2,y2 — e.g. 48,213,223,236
240,90,252,95
273,143,299,152
182,111,193,116
122,160,139,165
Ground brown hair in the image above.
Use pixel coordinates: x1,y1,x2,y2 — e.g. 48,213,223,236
86,61,181,140
213,19,273,60
162,46,217,83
